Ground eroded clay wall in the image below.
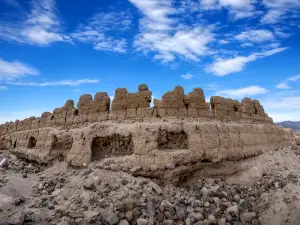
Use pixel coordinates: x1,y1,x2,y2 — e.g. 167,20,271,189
0,84,295,170
6,128,73,163
64,121,295,168
0,85,274,136
4,120,293,168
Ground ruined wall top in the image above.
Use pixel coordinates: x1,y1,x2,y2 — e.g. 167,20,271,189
0,84,274,135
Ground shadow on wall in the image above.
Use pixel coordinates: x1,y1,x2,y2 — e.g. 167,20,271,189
27,136,36,149
91,134,133,161
157,129,188,150
13,140,17,149
50,134,73,159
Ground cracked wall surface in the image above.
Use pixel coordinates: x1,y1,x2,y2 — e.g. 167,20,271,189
0,84,296,171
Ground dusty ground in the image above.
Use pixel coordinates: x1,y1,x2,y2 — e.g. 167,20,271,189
1,145,300,225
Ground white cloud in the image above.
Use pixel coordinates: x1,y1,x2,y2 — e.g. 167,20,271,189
129,0,175,26
7,79,99,87
257,87,300,121
268,111,300,122
262,0,300,24
276,82,290,89
137,27,214,62
0,86,7,90
0,58,39,81
204,82,220,91
0,0,68,45
207,47,287,76
181,73,194,80
129,0,215,62
71,11,131,53
196,0,259,19
276,74,300,89
261,95,300,121
0,109,45,124
216,86,269,97
273,28,292,38
236,29,275,43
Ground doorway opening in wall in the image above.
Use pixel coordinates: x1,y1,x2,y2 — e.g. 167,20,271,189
27,136,37,149
91,134,133,161
13,141,17,149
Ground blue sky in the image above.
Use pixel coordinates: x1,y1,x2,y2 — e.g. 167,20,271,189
0,0,299,123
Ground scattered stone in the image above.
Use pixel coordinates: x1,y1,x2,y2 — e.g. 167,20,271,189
0,158,8,168
240,212,256,223
118,219,130,225
0,145,298,225
233,194,240,203
83,210,99,222
218,218,226,225
8,212,25,225
165,163,175,169
150,165,158,171
226,205,239,216
103,213,119,225
204,201,210,207
162,220,174,225
82,181,95,190
189,212,204,221
176,206,186,220
208,214,216,221
137,218,148,225
14,196,25,206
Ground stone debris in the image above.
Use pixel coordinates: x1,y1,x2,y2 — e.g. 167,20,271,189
0,158,8,168
0,145,300,224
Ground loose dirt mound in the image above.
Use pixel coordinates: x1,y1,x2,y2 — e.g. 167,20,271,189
1,146,300,225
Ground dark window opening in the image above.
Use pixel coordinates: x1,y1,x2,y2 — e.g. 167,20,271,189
233,106,239,112
201,159,212,163
157,129,188,150
50,134,73,159
91,134,133,161
27,137,37,149
184,103,189,110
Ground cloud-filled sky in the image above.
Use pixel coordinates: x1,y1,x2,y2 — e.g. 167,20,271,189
0,0,300,123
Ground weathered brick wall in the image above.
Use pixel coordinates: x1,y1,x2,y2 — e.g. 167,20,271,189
0,84,274,135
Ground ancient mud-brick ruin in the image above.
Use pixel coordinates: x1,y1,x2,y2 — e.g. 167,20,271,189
0,85,296,174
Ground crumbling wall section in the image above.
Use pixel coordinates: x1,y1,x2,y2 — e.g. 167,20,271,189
0,84,294,169
110,84,152,119
7,128,72,163
0,84,276,136
65,121,295,169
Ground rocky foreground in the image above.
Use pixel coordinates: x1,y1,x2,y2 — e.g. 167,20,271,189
1,146,300,225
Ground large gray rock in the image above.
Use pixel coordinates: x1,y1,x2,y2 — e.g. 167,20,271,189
8,212,25,225
118,219,130,225
103,213,119,225
136,218,148,225
240,212,256,223
0,158,8,168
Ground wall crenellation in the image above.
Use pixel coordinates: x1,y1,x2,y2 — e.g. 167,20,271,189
0,84,273,135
